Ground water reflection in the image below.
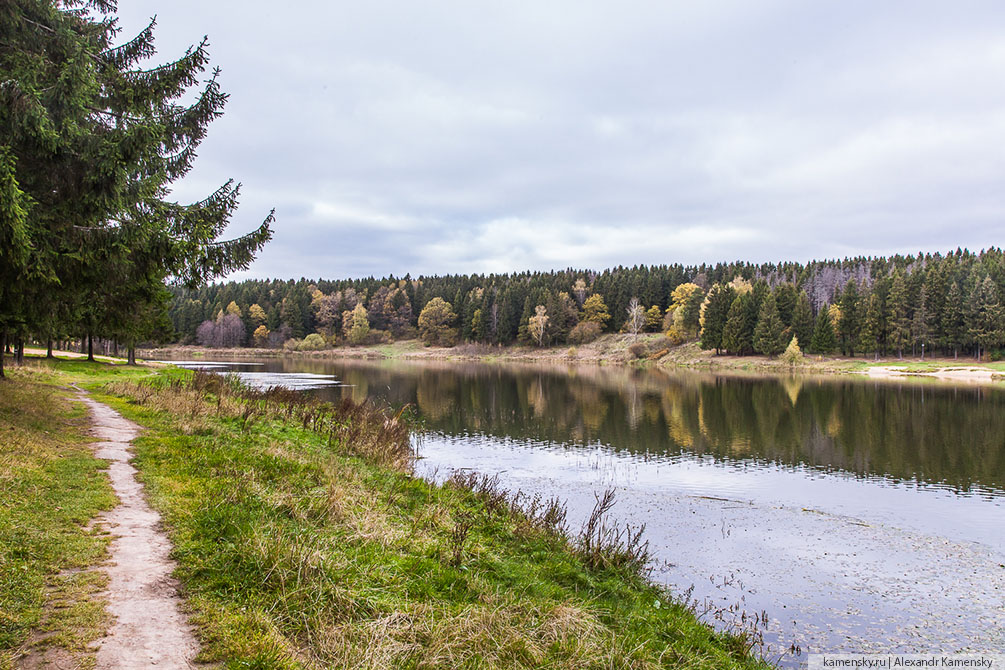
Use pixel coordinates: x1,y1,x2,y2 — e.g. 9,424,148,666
253,359,1005,497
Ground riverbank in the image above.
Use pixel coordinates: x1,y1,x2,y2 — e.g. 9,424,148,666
140,337,1005,385
1,358,770,669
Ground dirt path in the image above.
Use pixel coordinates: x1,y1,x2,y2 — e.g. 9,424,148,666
76,391,199,669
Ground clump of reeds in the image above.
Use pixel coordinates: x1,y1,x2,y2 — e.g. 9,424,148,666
577,489,651,576
447,471,650,579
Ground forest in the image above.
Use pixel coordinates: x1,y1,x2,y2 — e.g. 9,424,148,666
169,246,1005,360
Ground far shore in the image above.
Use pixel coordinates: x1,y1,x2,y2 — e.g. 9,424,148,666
137,335,1005,386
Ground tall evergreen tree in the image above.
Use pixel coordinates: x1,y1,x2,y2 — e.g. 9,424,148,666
837,279,861,356
790,291,814,350
722,294,756,355
858,293,882,359
810,306,836,354
887,271,910,358
0,0,273,369
941,282,966,358
969,276,1003,361
699,284,735,354
753,293,786,357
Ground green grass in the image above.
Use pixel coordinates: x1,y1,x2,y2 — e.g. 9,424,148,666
3,359,772,669
0,362,120,668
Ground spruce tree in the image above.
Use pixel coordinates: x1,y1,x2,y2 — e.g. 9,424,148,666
810,306,836,354
774,283,798,326
941,282,965,358
0,0,273,367
837,279,860,356
791,291,814,349
969,276,1003,361
887,271,910,358
858,293,882,360
722,295,756,355
754,293,786,357
699,284,735,354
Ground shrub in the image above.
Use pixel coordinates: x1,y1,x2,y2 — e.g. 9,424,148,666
628,342,647,359
781,336,804,366
283,338,301,352
567,321,602,345
663,326,687,346
297,333,327,351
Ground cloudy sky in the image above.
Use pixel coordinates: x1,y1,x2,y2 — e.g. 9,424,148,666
115,1,1005,280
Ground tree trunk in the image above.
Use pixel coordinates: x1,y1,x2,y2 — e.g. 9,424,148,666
87,333,94,362
46,339,54,358
128,346,136,365
0,331,6,379
113,341,119,357
15,338,24,365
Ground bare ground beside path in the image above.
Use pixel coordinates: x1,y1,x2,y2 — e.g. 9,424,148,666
73,390,198,670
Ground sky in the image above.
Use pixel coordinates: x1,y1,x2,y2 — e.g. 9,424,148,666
113,1,1005,280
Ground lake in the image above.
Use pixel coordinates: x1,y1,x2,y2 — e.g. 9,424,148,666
159,355,1005,664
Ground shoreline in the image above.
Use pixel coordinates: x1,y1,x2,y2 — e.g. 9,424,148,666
139,336,1005,386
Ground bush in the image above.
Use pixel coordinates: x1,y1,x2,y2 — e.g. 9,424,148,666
628,342,648,359
363,329,393,345
781,336,804,366
663,326,687,346
283,338,301,352
297,333,327,351
567,321,602,345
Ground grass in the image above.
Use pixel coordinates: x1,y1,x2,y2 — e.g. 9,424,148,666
0,362,121,669
2,358,772,669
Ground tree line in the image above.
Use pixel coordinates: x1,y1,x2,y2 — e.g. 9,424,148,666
169,247,1005,360
0,0,271,376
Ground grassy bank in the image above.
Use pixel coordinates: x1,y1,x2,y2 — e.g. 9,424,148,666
141,337,1005,384
1,357,770,669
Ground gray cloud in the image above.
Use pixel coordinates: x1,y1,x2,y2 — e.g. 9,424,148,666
115,1,1005,279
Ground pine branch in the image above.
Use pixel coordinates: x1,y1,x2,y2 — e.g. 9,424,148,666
102,16,157,69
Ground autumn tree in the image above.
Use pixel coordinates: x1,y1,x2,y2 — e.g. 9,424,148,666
248,304,268,327
624,298,645,338
528,305,549,346
582,294,611,328
645,305,663,332
418,297,457,347
343,304,370,345
572,278,588,306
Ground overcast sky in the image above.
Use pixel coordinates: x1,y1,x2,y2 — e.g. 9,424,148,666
114,1,1005,280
